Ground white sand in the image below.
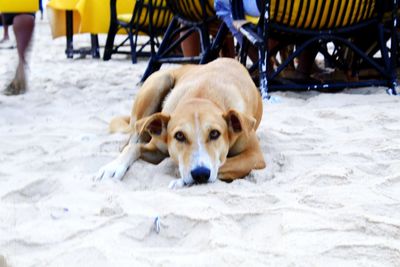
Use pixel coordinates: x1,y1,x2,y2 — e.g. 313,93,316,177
1,19,400,267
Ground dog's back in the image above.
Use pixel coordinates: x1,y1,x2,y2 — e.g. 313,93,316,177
163,58,263,128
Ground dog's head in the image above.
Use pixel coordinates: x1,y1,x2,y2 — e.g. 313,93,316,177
135,99,256,185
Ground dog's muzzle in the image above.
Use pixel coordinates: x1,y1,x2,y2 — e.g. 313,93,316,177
190,167,211,184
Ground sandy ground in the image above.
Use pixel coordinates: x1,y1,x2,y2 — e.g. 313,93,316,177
1,19,400,267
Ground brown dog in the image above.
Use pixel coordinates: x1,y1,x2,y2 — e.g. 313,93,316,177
96,58,266,188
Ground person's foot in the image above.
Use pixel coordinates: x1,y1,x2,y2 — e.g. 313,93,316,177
3,64,27,96
0,38,16,49
4,79,26,96
0,36,9,43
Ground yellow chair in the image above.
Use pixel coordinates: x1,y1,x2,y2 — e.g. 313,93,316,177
103,0,173,63
46,0,134,58
47,0,81,40
0,0,39,12
47,0,134,37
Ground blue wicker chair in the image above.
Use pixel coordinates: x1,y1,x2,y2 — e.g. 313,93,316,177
232,0,399,99
141,0,229,81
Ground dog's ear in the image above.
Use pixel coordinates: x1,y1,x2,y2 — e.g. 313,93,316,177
135,113,170,136
224,109,256,136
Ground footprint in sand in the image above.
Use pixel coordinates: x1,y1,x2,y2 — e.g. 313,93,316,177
1,178,60,203
307,167,353,186
299,195,344,209
99,140,125,153
322,244,400,266
121,214,211,248
316,110,350,120
377,175,400,200
281,116,314,129
375,146,400,161
47,247,108,267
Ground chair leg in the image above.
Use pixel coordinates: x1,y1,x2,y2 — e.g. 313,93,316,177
142,60,162,82
200,23,229,64
239,38,249,66
149,32,156,57
141,17,180,82
103,23,118,61
198,23,211,62
258,43,269,100
65,10,74,59
128,31,137,64
388,5,398,95
91,34,100,58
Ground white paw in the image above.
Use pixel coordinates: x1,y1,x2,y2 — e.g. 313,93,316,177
168,179,186,189
95,160,129,181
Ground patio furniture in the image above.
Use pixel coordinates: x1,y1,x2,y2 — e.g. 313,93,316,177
47,0,134,58
0,0,39,12
141,0,229,81
231,0,399,99
103,0,173,63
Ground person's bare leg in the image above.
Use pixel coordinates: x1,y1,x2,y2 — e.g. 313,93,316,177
297,48,318,76
4,14,34,96
181,31,200,57
14,15,34,64
0,14,10,42
220,35,235,58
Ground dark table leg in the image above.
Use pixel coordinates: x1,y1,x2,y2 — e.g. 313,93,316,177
65,10,74,58
91,34,100,58
65,11,100,59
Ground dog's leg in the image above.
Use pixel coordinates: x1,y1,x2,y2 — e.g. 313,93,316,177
95,135,141,181
218,132,266,181
130,70,175,126
96,70,175,181
139,142,168,164
95,139,168,181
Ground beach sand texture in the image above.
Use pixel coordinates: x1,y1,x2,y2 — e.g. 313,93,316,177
1,20,400,267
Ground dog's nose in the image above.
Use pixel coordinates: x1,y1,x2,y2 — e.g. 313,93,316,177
191,167,211,184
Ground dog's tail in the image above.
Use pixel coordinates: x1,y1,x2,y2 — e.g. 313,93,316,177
109,115,132,134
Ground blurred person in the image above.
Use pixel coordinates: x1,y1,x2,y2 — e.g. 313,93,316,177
215,0,319,81
179,2,235,58
0,13,10,43
180,26,235,58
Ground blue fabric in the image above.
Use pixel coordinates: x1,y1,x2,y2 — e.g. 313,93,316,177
214,0,243,44
243,1,260,17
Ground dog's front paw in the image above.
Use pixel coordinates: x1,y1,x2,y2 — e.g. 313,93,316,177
168,179,186,189
95,160,128,181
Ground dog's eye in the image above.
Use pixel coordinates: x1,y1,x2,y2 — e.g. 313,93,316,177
174,131,186,142
209,130,220,140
